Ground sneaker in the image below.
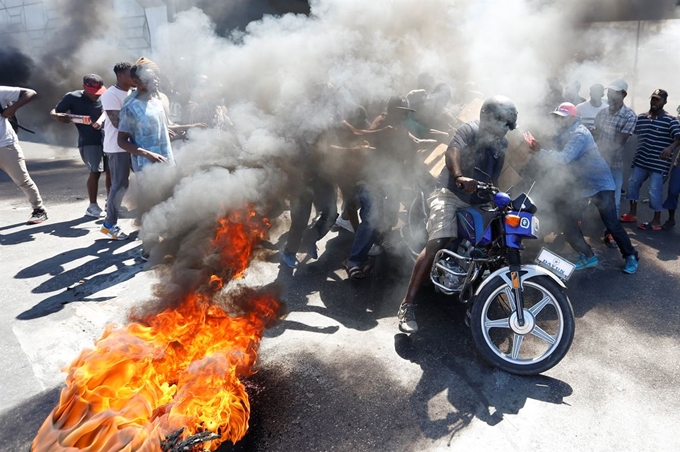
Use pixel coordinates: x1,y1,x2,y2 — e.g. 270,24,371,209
27,208,47,224
368,244,384,256
622,255,639,274
85,204,104,218
603,233,618,249
307,240,319,260
574,253,599,270
334,216,355,233
101,224,129,241
398,303,418,333
281,251,299,268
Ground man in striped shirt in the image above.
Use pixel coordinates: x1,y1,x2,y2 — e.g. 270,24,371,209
622,89,680,230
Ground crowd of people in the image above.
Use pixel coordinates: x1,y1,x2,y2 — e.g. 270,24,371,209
2,63,680,334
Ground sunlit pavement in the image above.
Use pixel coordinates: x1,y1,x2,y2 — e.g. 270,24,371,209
1,141,679,451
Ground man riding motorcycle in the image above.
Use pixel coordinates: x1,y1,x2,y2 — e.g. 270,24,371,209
397,96,518,333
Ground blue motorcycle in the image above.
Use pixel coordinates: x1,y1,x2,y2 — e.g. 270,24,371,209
401,182,575,375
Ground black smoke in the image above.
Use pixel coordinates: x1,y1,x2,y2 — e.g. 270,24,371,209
171,0,310,36
580,0,680,22
0,47,34,87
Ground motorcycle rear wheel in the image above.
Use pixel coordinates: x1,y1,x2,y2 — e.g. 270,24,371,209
470,275,574,375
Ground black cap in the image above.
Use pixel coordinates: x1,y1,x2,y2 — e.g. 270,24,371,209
387,95,415,112
651,89,668,100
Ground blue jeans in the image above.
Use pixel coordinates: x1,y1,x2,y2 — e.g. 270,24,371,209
347,183,383,268
626,165,665,212
561,191,637,259
662,165,680,211
610,167,623,218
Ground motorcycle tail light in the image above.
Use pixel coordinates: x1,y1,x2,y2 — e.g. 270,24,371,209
505,215,521,227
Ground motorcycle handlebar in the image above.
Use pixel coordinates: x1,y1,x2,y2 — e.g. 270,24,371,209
455,181,498,194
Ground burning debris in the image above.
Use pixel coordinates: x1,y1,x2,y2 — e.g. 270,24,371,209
32,208,283,451
160,428,220,452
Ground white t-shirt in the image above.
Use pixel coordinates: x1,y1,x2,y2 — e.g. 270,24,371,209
0,86,21,148
576,100,608,129
101,86,131,154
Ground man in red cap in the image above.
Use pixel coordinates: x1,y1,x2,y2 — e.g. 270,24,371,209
50,74,110,218
529,102,638,274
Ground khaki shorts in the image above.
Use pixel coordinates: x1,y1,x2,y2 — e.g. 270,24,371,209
426,187,470,241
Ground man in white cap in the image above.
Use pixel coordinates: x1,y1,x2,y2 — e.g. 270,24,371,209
593,79,637,248
529,102,639,274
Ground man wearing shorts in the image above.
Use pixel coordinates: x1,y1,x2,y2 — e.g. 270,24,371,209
397,96,518,333
51,74,109,218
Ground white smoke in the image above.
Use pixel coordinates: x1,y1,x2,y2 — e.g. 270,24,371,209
118,0,680,263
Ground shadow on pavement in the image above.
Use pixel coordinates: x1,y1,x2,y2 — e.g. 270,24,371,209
0,216,92,245
394,285,571,441
15,232,145,320
267,229,411,336
0,386,61,451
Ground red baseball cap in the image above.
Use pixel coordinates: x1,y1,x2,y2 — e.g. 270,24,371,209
83,74,106,96
551,102,578,118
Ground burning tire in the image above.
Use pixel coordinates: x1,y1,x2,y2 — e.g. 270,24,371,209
469,275,575,375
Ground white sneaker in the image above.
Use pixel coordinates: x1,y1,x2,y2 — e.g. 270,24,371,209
85,204,104,218
101,224,129,241
335,216,355,233
368,244,384,256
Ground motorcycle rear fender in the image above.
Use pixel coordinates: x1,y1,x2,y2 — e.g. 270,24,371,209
474,264,567,296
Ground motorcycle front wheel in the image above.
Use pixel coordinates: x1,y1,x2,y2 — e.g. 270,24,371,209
470,275,575,375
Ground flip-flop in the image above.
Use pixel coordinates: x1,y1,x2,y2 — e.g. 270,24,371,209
619,214,637,223
638,222,662,231
661,220,675,231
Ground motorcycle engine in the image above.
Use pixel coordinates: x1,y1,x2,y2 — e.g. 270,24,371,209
435,257,467,292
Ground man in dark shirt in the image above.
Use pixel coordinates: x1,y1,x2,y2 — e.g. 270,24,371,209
343,95,422,279
51,74,109,218
397,96,517,333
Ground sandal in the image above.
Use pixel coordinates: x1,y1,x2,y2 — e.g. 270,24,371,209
638,222,662,231
619,214,637,223
661,220,676,231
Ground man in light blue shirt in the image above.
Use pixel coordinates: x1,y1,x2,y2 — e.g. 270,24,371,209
529,102,638,274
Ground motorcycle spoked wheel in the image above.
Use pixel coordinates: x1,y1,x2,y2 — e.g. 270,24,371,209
469,275,575,375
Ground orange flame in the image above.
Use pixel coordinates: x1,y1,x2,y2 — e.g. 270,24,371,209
33,208,278,451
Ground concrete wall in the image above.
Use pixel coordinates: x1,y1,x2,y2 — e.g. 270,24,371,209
0,0,168,57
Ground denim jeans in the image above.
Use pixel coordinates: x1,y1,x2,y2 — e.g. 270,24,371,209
347,183,384,267
662,165,680,211
610,167,623,218
105,152,131,226
560,191,637,260
626,165,665,212
284,178,338,254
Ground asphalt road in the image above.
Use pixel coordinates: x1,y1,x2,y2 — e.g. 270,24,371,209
1,141,679,451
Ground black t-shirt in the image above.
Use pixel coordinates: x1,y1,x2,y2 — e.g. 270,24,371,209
437,120,507,204
54,90,103,147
